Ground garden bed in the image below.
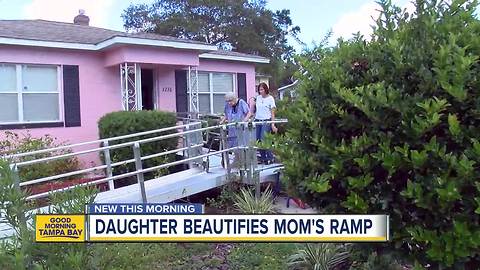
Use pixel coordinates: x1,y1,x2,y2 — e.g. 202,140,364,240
22,176,108,206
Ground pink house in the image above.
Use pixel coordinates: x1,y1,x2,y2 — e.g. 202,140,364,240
0,14,269,145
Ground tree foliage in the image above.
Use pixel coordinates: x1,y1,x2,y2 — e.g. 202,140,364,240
122,0,301,88
271,0,480,267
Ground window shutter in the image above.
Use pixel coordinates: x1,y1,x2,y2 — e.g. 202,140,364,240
175,70,188,113
63,65,81,127
237,73,247,102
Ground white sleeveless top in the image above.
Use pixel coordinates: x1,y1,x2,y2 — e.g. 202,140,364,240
255,95,276,120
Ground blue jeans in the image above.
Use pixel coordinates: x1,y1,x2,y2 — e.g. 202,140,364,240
255,120,274,162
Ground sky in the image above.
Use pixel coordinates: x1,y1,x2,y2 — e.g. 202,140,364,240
0,0,415,51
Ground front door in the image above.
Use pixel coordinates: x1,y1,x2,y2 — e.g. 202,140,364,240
141,69,154,110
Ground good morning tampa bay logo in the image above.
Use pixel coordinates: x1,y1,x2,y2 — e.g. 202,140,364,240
35,215,85,242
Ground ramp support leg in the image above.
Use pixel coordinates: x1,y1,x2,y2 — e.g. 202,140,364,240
133,142,147,203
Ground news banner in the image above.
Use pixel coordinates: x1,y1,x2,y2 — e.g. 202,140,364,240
35,203,389,242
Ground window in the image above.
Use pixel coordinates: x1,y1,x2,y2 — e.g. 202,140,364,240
188,72,235,114
0,64,60,123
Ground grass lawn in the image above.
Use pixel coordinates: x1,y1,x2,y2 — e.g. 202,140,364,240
228,243,297,270
90,242,297,269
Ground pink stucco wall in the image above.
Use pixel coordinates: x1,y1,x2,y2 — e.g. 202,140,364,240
104,46,199,67
155,66,177,112
0,45,259,167
0,46,121,165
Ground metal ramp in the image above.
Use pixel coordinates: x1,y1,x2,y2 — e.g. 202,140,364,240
94,155,282,204
1,119,287,238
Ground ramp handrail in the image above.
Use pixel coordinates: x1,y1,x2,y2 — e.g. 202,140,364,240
2,119,288,201
4,122,203,159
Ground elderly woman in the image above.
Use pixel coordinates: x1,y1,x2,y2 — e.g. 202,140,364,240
220,92,249,148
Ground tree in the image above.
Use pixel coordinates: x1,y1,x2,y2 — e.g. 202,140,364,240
122,0,301,89
269,0,480,267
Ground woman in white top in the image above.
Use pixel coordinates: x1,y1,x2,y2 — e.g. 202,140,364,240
245,83,277,164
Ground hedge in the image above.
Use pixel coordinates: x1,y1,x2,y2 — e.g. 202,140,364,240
270,0,480,268
98,110,178,186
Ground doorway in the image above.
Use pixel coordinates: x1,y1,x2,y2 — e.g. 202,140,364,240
141,69,155,110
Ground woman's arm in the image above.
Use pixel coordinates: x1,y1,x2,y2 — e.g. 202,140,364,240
270,96,278,133
270,108,278,133
244,98,255,121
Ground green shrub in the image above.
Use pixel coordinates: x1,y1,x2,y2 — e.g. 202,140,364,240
271,0,480,267
0,131,82,183
0,160,97,269
98,110,178,184
287,243,350,270
233,187,275,214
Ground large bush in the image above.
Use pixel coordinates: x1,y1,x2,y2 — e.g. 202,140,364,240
272,0,480,267
0,131,81,183
98,110,178,185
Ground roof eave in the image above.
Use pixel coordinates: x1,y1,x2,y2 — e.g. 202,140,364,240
0,36,97,50
199,53,270,64
97,36,217,51
0,36,218,51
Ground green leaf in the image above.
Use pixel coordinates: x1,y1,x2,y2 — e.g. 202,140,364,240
475,197,480,214
436,181,461,204
410,150,428,168
307,174,331,193
401,179,423,200
472,139,480,156
342,192,368,212
448,113,461,136
347,174,373,189
456,154,475,177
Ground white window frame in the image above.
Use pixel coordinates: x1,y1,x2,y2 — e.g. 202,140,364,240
188,71,237,115
0,63,62,124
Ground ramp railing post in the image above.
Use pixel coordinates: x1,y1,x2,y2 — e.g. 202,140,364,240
102,140,114,190
184,125,193,168
238,122,246,181
245,121,258,193
251,122,261,198
192,122,203,165
220,125,231,181
133,142,147,203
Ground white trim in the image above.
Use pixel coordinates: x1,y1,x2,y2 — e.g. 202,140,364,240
0,120,63,125
135,64,142,110
209,73,214,114
0,36,217,51
21,91,59,94
1,63,61,124
96,36,217,51
16,65,23,122
153,68,158,111
0,37,97,50
57,66,64,122
233,73,237,95
199,53,270,63
278,80,298,92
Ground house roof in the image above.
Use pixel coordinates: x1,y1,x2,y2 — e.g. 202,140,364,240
0,20,208,45
0,19,269,63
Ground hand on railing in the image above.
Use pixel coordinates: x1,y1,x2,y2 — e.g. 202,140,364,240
271,124,278,133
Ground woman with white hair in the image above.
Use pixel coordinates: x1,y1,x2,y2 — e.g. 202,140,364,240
220,92,249,148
